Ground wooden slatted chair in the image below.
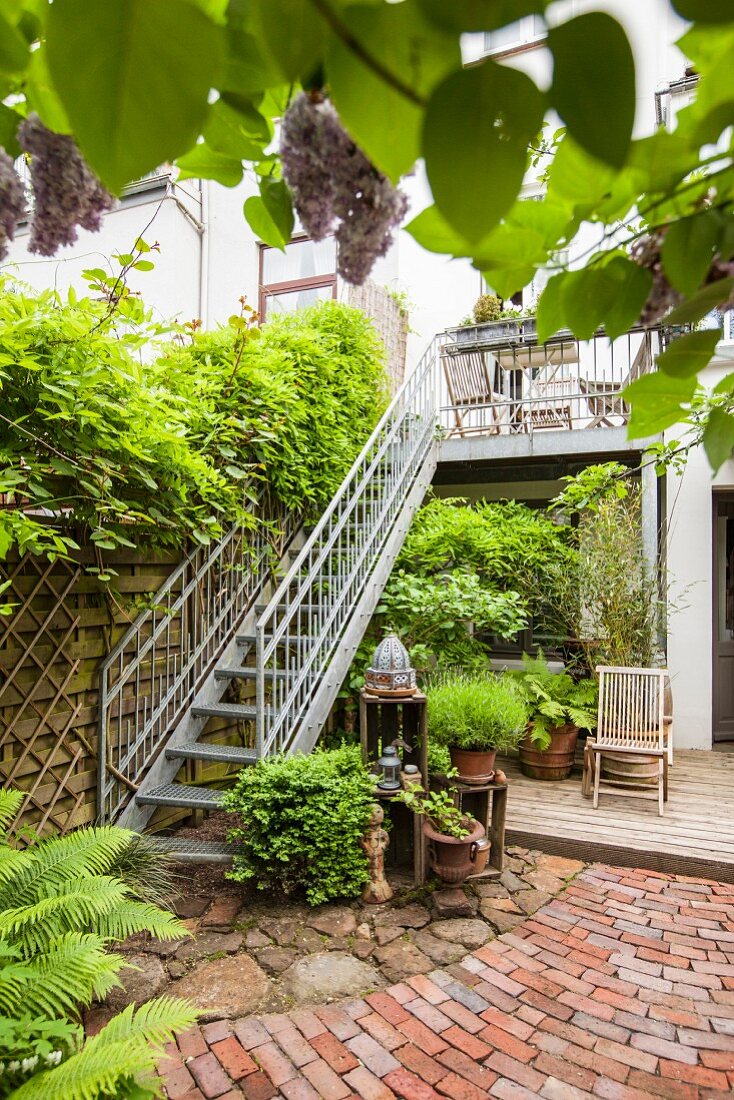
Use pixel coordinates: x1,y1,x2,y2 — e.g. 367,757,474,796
440,347,509,436
582,666,669,816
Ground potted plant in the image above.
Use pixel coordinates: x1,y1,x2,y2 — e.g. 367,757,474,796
396,784,488,883
510,652,598,780
427,671,529,784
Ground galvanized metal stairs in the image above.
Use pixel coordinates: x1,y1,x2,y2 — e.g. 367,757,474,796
97,338,442,857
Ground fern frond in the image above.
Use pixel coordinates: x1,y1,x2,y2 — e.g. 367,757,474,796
94,899,188,944
0,788,23,836
0,826,135,910
94,995,198,1048
11,997,198,1100
0,877,130,954
0,933,123,1019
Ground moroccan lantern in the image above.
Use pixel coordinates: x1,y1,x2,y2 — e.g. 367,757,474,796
364,632,417,697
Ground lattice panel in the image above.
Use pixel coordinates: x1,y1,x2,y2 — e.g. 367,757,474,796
0,552,89,837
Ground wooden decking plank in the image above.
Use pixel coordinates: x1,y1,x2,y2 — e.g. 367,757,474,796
498,750,734,877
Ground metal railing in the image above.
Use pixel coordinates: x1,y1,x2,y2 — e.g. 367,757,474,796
439,325,662,437
97,498,295,822
255,338,441,758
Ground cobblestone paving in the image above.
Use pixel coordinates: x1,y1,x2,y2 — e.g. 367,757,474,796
157,864,734,1099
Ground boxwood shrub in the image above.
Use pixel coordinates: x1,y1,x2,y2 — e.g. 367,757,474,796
222,745,375,906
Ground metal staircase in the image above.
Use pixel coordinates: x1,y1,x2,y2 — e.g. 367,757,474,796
97,338,441,856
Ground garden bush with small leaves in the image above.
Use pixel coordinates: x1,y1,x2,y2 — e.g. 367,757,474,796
223,745,375,906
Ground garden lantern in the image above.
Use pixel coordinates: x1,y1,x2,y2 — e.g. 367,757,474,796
376,746,402,791
365,632,417,697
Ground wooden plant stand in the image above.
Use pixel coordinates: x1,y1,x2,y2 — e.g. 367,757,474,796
359,687,428,785
433,774,508,878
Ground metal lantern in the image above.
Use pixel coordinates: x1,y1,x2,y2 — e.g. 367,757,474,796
365,632,417,697
376,746,402,790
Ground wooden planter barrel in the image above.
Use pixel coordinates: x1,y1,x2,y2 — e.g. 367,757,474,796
600,751,660,786
518,723,579,781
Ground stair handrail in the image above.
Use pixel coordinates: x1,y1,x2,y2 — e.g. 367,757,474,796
255,336,444,758
97,494,296,823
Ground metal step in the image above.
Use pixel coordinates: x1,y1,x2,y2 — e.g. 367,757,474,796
214,666,287,681
254,602,326,614
150,836,243,864
136,783,226,810
236,633,319,647
191,702,256,720
165,742,257,765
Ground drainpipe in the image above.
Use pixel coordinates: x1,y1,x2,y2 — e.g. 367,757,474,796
199,179,210,328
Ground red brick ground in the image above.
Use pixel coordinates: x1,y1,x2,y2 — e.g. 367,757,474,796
159,865,734,1098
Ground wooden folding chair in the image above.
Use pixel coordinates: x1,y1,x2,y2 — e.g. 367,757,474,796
440,347,508,437
582,666,669,816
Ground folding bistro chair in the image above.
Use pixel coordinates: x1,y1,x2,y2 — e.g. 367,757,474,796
440,346,509,436
582,666,669,816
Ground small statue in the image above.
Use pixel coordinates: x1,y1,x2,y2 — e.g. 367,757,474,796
360,803,393,903
495,768,508,785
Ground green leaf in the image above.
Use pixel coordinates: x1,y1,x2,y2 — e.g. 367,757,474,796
0,104,21,158
24,45,72,134
558,257,651,342
221,26,282,95
203,98,270,160
405,205,473,255
176,143,243,187
703,407,734,472
549,13,635,169
327,2,458,183
0,9,29,72
475,225,546,300
244,178,294,249
132,260,155,272
535,273,567,343
546,135,617,215
661,212,722,297
423,60,544,243
665,278,734,325
417,0,548,32
46,0,224,192
656,329,721,378
624,372,697,438
672,1,733,21
248,0,326,82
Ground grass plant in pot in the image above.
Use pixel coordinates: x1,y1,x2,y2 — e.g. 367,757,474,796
397,784,487,884
427,671,529,784
511,652,598,780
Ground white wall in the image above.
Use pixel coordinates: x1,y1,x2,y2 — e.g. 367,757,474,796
2,181,203,326
665,347,734,749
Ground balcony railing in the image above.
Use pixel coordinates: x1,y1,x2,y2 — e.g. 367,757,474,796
438,323,663,438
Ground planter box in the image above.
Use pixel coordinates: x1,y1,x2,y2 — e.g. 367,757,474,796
446,318,536,346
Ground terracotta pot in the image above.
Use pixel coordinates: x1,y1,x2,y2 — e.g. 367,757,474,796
423,817,486,884
449,746,496,785
519,723,579,781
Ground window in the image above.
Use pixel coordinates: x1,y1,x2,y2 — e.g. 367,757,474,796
259,236,337,320
484,15,545,55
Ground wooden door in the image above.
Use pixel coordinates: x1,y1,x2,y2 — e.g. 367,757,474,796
713,496,734,742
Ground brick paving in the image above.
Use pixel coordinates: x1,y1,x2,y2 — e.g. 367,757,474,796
158,865,734,1098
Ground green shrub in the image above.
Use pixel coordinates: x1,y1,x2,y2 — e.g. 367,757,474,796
0,788,195,1099
397,497,577,634
223,745,375,906
0,285,388,561
472,294,501,324
427,671,529,752
375,569,527,670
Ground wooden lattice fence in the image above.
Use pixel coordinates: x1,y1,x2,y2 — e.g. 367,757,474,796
0,546,180,837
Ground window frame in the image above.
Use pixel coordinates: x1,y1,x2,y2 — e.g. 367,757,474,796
258,234,337,321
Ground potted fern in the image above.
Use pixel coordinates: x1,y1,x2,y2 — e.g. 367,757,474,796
511,652,598,780
427,671,529,784
396,784,488,883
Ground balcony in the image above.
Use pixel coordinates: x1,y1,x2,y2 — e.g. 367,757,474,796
439,321,662,436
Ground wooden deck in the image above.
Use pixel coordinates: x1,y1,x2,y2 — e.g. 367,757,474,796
499,748,734,883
